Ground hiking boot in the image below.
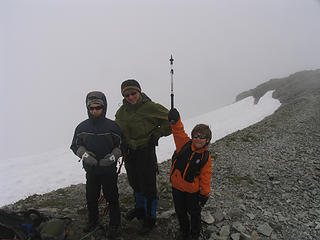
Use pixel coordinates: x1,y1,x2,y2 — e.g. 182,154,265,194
125,208,145,221
138,217,156,235
83,220,98,233
107,226,118,240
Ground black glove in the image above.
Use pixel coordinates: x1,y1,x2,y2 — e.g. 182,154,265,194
76,146,98,166
168,108,180,124
100,147,122,166
199,194,208,207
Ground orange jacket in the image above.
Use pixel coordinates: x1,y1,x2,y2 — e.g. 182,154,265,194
170,119,212,197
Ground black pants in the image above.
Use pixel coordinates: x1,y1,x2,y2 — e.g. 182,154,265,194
125,146,158,217
172,187,201,236
86,167,120,227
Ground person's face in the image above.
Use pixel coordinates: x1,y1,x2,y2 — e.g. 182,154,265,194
88,103,104,117
192,133,209,149
123,90,140,105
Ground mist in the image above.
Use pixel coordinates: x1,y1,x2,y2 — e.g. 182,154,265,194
1,0,320,160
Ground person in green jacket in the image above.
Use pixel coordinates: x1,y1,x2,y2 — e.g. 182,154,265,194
115,79,171,235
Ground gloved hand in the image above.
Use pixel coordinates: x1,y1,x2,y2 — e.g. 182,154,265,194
100,147,122,166
150,132,161,146
199,194,208,207
82,152,98,166
168,108,180,124
76,146,98,166
76,146,87,158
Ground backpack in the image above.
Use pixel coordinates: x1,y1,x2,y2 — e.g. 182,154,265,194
38,217,73,240
0,209,73,240
0,209,43,240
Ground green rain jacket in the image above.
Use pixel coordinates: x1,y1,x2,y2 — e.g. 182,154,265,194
115,93,171,150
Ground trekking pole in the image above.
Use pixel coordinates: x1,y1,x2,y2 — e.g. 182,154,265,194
79,225,103,240
170,54,174,110
117,154,125,175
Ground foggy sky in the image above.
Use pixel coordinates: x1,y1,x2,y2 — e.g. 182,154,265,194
1,0,320,160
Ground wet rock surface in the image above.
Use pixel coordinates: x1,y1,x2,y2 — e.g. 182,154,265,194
2,69,320,240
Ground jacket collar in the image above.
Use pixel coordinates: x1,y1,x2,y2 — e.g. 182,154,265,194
122,92,151,110
191,143,208,153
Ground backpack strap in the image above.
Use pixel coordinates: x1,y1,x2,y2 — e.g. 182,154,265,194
199,150,210,169
171,140,192,163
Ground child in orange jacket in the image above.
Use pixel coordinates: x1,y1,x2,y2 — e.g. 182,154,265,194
168,108,212,240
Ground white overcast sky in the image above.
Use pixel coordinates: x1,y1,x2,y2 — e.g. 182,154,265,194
1,0,320,159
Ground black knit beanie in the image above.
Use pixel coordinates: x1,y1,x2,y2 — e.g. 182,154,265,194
121,79,141,96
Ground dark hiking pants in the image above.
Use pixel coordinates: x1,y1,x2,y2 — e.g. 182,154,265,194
86,168,120,227
172,187,201,236
125,146,158,218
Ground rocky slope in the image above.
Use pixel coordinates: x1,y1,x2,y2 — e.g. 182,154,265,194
2,69,320,240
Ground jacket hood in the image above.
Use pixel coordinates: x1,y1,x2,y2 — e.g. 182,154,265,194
86,91,107,119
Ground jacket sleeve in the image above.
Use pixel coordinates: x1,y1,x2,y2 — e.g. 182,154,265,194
170,118,191,152
70,126,81,155
199,154,212,197
151,103,172,138
113,122,127,154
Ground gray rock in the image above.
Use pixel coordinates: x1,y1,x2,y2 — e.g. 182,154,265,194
158,209,175,219
213,209,225,222
232,221,246,233
209,232,219,240
219,225,230,237
257,223,273,237
231,233,241,240
240,232,251,240
201,210,215,224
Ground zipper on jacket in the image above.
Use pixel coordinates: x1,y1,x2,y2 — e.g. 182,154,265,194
182,152,195,179
170,159,178,176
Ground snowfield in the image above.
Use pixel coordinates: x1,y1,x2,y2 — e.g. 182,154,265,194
0,91,281,207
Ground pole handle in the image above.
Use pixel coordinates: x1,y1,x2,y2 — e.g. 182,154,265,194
171,93,174,109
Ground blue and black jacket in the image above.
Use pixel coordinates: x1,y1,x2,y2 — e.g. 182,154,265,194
70,93,125,174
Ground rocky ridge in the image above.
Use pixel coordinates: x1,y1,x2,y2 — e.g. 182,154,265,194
2,69,320,240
